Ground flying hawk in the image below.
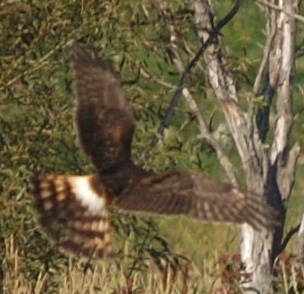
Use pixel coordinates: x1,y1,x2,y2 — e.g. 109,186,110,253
28,46,277,260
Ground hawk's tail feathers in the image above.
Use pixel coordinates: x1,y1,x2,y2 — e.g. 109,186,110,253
28,173,114,260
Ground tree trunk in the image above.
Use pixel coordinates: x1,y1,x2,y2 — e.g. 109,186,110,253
187,0,300,292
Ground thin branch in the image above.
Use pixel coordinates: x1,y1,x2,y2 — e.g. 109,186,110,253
181,87,237,184
253,5,277,142
217,0,244,31
151,1,238,184
252,25,276,95
0,40,73,91
152,0,243,146
255,0,304,23
140,67,237,183
279,224,300,253
151,40,212,146
139,68,175,89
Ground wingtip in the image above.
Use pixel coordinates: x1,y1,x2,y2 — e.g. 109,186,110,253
251,205,282,232
69,43,115,72
70,44,96,62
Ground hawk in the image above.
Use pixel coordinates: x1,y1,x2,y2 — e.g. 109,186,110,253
28,46,277,260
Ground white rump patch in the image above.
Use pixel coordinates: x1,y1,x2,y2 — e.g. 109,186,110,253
70,176,106,213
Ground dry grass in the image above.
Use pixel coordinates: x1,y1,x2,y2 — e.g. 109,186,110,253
6,230,304,294
1,234,217,294
3,236,48,294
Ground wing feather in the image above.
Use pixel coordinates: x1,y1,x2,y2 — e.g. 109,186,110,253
71,47,135,172
115,171,277,231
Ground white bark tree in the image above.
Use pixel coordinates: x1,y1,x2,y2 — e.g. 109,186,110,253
191,1,300,292
158,0,301,292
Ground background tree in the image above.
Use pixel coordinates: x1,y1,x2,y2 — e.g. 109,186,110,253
158,0,301,292
1,0,304,293
157,0,302,292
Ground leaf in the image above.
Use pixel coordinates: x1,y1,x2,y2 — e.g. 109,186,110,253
0,104,31,123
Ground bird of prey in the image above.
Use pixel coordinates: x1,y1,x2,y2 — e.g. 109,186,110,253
28,46,277,260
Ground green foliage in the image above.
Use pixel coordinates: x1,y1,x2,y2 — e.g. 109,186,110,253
1,0,304,292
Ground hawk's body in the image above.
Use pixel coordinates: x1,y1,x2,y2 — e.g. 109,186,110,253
28,47,277,260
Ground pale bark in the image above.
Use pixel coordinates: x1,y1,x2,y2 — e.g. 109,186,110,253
187,0,300,293
156,0,300,291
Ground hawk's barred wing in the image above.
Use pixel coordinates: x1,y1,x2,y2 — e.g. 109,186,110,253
28,174,113,259
115,171,278,231
71,47,135,173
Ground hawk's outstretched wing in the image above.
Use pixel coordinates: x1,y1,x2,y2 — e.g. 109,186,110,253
71,47,135,172
28,46,278,260
115,171,276,231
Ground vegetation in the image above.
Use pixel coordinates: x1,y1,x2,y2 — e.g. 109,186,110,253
1,0,304,293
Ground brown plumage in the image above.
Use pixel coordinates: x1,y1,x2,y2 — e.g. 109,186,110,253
28,46,277,260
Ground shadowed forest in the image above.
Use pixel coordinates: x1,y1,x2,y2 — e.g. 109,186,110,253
1,0,304,293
